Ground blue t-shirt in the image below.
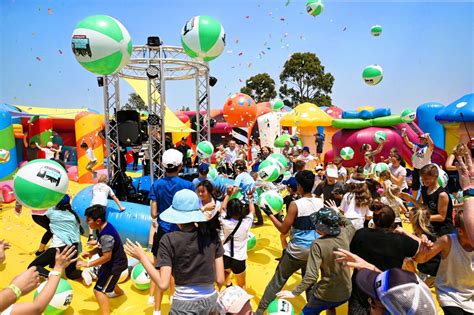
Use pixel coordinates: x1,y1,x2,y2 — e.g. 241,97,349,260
149,176,194,233
213,176,235,195
233,172,258,204
98,222,128,274
192,177,214,189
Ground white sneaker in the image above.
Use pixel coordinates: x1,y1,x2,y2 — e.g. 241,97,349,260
81,269,93,286
147,295,155,305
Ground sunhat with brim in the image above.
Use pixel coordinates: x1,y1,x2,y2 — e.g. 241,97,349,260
310,207,341,236
160,189,207,224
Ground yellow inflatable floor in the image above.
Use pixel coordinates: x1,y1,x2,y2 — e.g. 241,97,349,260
0,180,441,314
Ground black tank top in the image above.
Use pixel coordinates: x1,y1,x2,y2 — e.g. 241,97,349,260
421,186,454,236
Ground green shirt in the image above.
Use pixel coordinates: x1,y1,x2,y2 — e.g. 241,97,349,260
291,217,356,302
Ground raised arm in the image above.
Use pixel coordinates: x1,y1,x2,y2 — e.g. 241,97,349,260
427,133,434,151
456,150,474,243
372,140,385,156
402,129,414,150
262,200,297,234
23,133,28,148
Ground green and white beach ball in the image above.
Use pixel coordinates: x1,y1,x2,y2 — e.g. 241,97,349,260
208,166,218,180
270,99,285,111
401,109,416,123
71,15,132,75
131,263,151,290
247,232,257,251
436,165,449,188
258,160,281,182
306,0,324,17
269,153,288,170
34,278,73,314
374,162,389,177
340,147,354,161
196,141,214,159
258,190,284,215
181,16,225,62
186,148,194,158
374,131,387,144
267,299,295,315
371,25,383,36
14,159,69,210
362,64,384,86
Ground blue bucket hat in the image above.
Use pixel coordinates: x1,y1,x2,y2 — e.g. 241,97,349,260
310,207,341,236
160,189,207,224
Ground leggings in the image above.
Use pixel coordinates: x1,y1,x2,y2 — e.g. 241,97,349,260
28,243,82,280
32,215,53,246
132,152,139,169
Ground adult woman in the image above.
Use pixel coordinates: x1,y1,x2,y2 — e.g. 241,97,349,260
362,152,376,179
250,138,261,162
125,189,225,314
388,154,408,192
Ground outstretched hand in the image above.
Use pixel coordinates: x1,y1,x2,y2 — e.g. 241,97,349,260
53,245,78,272
333,248,378,271
124,239,147,261
456,148,474,190
276,290,295,299
324,199,338,212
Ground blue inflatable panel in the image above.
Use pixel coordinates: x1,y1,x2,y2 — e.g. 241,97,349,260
358,110,372,120
341,111,361,119
417,102,445,150
371,108,391,119
132,176,151,192
72,186,151,246
435,93,474,123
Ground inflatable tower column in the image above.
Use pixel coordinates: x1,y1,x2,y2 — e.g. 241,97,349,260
75,112,105,183
0,111,18,180
28,115,53,159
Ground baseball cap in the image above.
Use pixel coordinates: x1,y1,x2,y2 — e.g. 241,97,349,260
356,268,437,315
290,135,299,140
218,285,253,314
282,176,297,191
315,165,324,171
303,146,310,152
310,207,341,236
326,165,338,178
160,189,207,224
162,149,183,168
56,194,71,207
419,133,428,139
198,163,209,173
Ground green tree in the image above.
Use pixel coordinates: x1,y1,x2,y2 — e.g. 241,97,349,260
279,52,335,107
124,92,147,111
240,73,277,103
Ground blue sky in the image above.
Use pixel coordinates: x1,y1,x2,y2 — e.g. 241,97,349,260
1,0,473,114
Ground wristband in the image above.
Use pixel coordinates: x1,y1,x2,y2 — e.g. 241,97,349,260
49,270,61,278
7,284,22,300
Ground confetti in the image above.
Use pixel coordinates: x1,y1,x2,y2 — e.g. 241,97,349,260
285,0,291,6
235,38,240,44
280,17,285,21
58,49,63,54
238,52,243,56
247,63,252,68
245,15,250,19
226,50,233,54
35,56,42,61
343,27,347,31
47,8,53,14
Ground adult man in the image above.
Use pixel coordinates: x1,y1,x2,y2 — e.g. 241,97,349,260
225,140,238,176
256,170,324,314
148,149,194,315
314,166,345,206
176,137,190,165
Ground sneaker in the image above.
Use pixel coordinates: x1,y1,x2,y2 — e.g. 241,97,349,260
82,269,93,286
147,295,155,305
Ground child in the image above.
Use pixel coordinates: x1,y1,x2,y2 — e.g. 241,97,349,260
381,185,408,227
378,170,392,192
339,174,372,230
360,139,385,160
36,141,61,160
80,135,99,175
28,195,87,282
232,160,261,225
88,174,125,244
125,189,224,314
192,163,213,188
77,205,128,315
220,188,256,289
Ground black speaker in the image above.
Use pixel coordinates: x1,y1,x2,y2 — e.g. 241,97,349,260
117,110,141,146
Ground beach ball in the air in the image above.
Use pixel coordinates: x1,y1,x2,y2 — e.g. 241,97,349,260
181,15,225,62
131,263,151,290
34,278,73,314
71,15,132,75
247,232,257,251
371,25,383,36
340,147,354,161
14,159,69,210
362,65,384,86
401,109,416,123
375,163,389,177
267,299,295,315
223,93,257,127
208,166,218,180
270,99,285,111
306,0,324,17
196,141,214,159
258,190,284,215
258,160,281,182
186,148,194,158
373,130,387,144
269,153,288,171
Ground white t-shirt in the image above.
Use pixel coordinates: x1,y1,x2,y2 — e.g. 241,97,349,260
220,213,254,261
338,166,347,179
225,148,238,164
42,147,55,159
388,163,408,190
297,154,315,163
381,196,403,222
412,145,432,169
90,183,115,206
341,193,372,230
86,148,97,162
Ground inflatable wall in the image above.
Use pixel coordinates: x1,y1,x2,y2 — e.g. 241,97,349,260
74,113,105,183
0,111,18,180
72,186,151,246
416,102,445,150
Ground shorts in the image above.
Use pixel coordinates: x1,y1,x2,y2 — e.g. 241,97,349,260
316,144,323,154
412,168,421,191
86,160,98,170
223,255,246,274
447,172,461,194
151,226,167,257
94,268,122,293
303,295,347,315
170,292,219,314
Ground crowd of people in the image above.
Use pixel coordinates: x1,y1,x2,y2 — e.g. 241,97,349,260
1,134,473,315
